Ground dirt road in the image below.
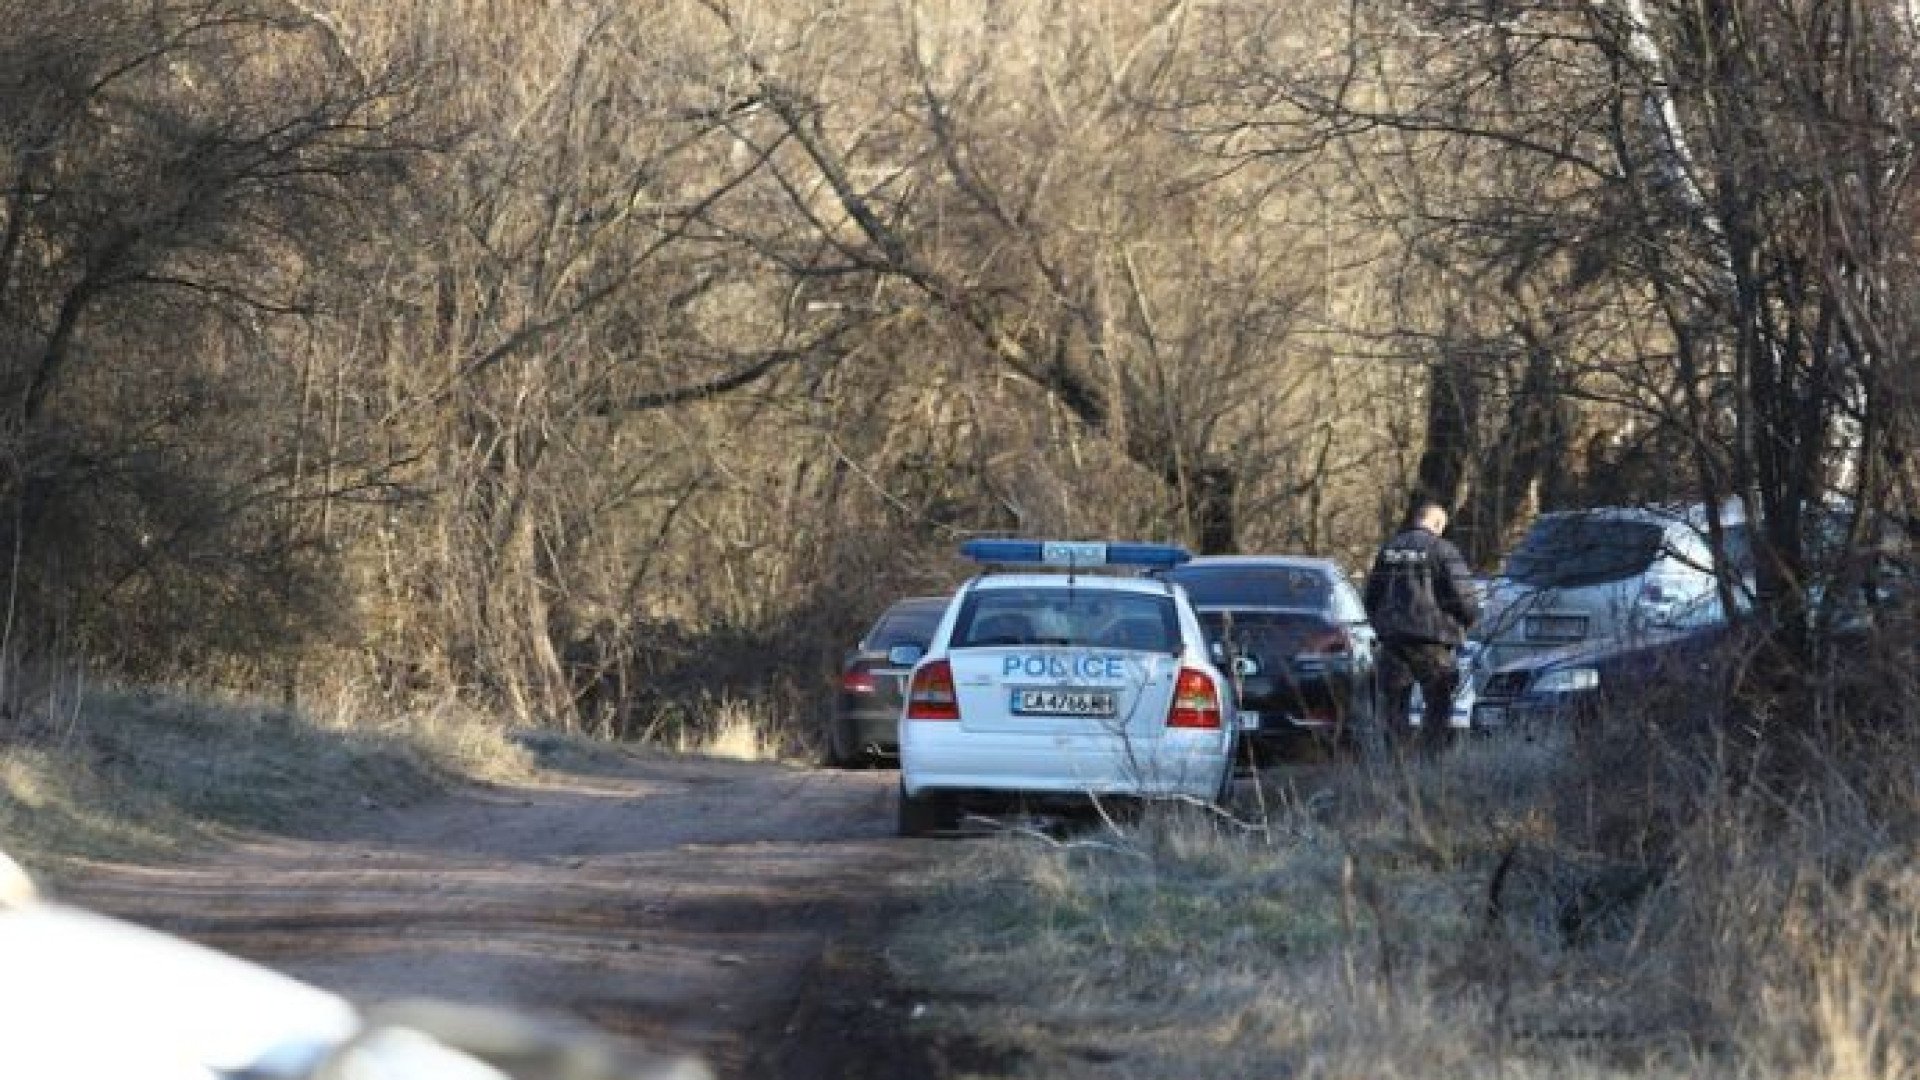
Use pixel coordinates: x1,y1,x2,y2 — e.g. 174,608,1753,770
52,753,950,1079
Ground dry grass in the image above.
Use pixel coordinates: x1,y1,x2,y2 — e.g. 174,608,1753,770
890,716,1919,1080
668,695,785,762
0,675,539,868
0,664,802,876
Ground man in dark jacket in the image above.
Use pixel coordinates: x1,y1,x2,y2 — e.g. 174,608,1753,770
1364,502,1482,756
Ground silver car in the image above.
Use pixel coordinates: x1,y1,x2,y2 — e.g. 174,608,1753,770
1474,502,1749,676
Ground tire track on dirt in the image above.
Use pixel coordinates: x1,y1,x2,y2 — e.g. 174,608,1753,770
53,754,937,1079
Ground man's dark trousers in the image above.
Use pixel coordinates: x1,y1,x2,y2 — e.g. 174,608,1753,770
1378,637,1459,757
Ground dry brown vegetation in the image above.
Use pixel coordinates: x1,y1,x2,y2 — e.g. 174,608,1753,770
0,4,1915,1072
0,0,1913,741
0,675,541,865
0,0,1911,898
892,659,1919,1079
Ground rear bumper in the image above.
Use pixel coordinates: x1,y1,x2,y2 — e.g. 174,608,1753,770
1237,668,1366,742
834,704,901,753
900,725,1231,802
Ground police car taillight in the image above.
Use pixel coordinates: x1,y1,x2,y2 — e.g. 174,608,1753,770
905,660,960,721
1166,668,1222,729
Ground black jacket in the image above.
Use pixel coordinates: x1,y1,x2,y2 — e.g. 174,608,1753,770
1364,526,1482,645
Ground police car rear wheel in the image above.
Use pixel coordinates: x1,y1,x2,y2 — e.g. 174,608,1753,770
897,785,957,837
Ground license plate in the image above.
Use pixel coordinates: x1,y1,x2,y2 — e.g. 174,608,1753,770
1473,704,1506,728
1523,614,1588,642
1011,688,1117,718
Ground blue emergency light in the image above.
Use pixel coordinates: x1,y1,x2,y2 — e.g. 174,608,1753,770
959,539,1192,569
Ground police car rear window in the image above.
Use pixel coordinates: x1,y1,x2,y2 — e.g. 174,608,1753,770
951,589,1179,651
1161,566,1332,609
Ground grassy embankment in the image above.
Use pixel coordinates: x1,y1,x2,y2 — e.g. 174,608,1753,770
0,672,547,869
891,716,1918,1079
0,668,803,873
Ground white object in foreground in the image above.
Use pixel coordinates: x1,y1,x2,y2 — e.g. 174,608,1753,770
0,901,370,1080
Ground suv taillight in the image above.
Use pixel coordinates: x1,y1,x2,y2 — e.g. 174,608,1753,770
1167,667,1222,729
905,660,960,721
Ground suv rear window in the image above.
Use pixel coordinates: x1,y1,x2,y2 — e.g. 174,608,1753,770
951,588,1179,651
1161,565,1332,608
1504,516,1666,588
865,602,944,650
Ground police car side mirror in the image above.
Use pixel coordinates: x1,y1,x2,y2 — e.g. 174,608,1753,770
887,644,925,667
1233,656,1260,677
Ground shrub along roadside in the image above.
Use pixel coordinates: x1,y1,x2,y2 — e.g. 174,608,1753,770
0,681,541,868
887,719,1918,1080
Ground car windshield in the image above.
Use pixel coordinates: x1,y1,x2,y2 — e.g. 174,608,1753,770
1504,516,1666,588
1161,565,1332,609
866,603,944,650
951,588,1179,651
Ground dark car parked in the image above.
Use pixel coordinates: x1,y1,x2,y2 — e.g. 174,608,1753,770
1469,621,1739,736
827,595,949,766
1161,556,1379,761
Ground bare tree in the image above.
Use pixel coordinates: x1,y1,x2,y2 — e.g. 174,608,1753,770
664,0,1378,554
1196,0,1920,656
0,0,432,684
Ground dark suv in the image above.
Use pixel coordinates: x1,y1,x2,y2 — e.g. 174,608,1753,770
827,595,949,766
1161,556,1379,761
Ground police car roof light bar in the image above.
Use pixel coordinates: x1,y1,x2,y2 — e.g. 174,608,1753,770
959,539,1192,569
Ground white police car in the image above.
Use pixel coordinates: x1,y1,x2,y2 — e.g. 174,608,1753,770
894,540,1239,835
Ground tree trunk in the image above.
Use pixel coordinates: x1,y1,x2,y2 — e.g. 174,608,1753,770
1190,465,1237,555
1414,355,1479,521
1459,330,1563,566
